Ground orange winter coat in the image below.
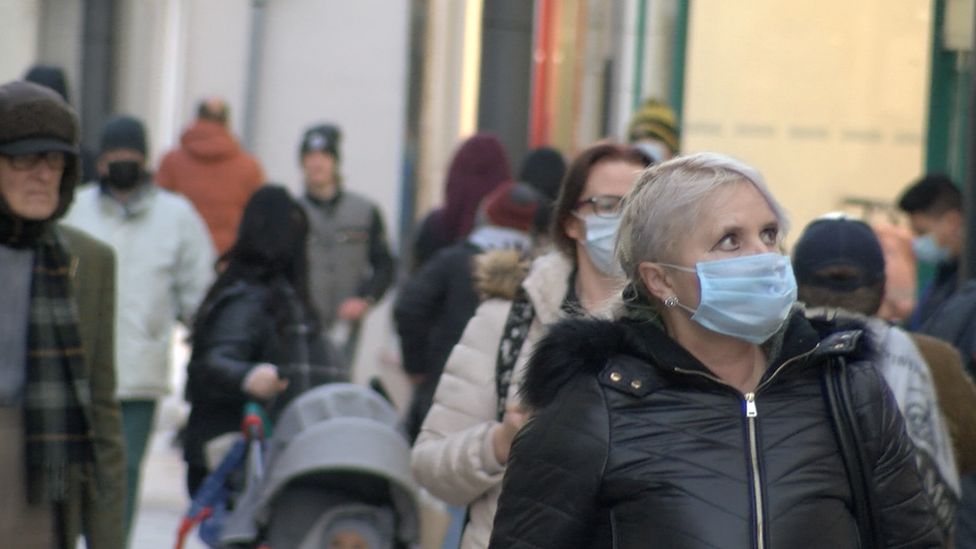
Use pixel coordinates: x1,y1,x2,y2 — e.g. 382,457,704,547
157,120,264,254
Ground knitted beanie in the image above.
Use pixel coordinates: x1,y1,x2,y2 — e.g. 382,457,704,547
300,123,341,161
627,98,680,154
483,181,544,233
99,115,148,155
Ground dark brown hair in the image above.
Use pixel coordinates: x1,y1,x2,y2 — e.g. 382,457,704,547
550,143,651,258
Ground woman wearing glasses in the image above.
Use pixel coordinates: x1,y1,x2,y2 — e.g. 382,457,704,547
488,153,941,548
410,143,651,549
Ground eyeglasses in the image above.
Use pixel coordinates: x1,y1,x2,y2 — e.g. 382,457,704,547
2,151,67,171
574,194,624,218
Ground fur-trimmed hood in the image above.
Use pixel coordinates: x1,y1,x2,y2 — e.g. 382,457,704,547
473,250,575,327
473,248,530,301
521,307,875,410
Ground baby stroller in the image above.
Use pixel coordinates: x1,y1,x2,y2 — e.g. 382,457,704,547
179,382,420,549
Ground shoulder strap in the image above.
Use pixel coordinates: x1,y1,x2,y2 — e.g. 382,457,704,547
822,357,881,549
495,287,536,421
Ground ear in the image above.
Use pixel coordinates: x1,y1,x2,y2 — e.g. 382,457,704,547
637,261,676,302
563,214,584,242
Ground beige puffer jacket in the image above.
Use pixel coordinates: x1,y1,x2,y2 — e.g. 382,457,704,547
411,250,573,549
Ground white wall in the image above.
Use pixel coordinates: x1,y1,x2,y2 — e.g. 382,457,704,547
0,0,41,82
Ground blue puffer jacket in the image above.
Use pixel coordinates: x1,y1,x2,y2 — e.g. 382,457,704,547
488,312,942,549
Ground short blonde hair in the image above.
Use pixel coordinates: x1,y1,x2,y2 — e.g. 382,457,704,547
616,152,790,282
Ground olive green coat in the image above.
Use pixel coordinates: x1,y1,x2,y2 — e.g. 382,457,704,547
59,224,126,548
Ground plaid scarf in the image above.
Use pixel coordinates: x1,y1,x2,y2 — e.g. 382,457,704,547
23,230,94,503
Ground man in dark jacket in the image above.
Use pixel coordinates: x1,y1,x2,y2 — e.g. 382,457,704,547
0,80,125,548
792,215,973,539
897,174,964,329
298,123,395,367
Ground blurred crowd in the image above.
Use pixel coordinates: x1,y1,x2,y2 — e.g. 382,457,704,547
3,63,976,549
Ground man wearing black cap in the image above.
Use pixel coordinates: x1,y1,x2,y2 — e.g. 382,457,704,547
793,214,976,541
63,114,215,540
298,123,395,367
0,80,124,547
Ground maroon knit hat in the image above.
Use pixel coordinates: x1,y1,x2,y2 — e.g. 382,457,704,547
442,133,511,241
483,181,543,233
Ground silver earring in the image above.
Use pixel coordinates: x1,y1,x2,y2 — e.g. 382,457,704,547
664,295,679,308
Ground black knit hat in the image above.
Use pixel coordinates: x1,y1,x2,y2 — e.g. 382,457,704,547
0,80,80,221
24,65,69,102
100,115,147,155
793,216,886,291
300,123,341,160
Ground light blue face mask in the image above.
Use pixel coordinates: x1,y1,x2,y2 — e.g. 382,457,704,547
912,234,950,264
660,252,798,344
577,213,624,276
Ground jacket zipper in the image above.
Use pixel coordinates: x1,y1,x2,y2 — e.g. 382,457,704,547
672,344,819,549
745,391,763,549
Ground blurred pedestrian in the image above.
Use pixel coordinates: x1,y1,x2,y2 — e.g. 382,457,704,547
489,153,942,548
793,214,974,539
411,143,650,549
0,80,125,548
63,114,215,541
897,174,964,329
157,97,265,255
626,97,680,164
23,64,99,183
515,146,566,249
396,181,547,443
184,185,343,495
298,123,395,367
410,133,511,271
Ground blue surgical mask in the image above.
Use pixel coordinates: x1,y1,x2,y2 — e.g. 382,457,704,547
661,253,797,344
912,234,950,264
576,213,623,276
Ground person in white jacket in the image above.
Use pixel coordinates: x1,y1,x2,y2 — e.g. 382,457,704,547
62,115,214,542
411,143,651,549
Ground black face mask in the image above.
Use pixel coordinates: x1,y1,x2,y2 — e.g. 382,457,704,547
103,160,143,190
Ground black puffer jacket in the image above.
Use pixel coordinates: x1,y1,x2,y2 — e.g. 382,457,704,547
488,312,942,549
184,280,342,468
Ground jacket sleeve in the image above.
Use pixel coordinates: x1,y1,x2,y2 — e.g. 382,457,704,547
410,300,510,505
393,251,450,376
488,373,609,549
911,333,976,475
849,362,944,548
83,243,126,548
356,207,395,303
196,292,269,397
173,199,216,325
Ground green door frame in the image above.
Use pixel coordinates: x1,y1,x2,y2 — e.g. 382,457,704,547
926,0,971,184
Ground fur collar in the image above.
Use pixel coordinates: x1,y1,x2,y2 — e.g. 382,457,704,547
521,308,875,410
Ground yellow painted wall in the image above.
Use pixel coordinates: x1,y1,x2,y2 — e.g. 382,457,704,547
683,1,932,243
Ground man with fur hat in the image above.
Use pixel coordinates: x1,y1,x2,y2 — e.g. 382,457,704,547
63,113,215,540
298,123,395,367
0,80,125,547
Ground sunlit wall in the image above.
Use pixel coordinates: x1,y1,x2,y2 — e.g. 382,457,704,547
683,0,932,242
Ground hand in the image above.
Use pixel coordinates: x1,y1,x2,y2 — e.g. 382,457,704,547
337,297,371,321
491,403,531,465
408,373,429,386
243,363,289,400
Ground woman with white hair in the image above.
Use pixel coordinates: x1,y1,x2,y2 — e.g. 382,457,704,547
488,153,942,548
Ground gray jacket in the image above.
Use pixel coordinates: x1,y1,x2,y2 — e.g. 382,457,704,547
300,190,394,330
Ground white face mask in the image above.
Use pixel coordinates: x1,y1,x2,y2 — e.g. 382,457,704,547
576,213,623,276
660,253,798,344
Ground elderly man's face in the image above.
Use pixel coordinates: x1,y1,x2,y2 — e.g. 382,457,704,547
0,152,64,220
